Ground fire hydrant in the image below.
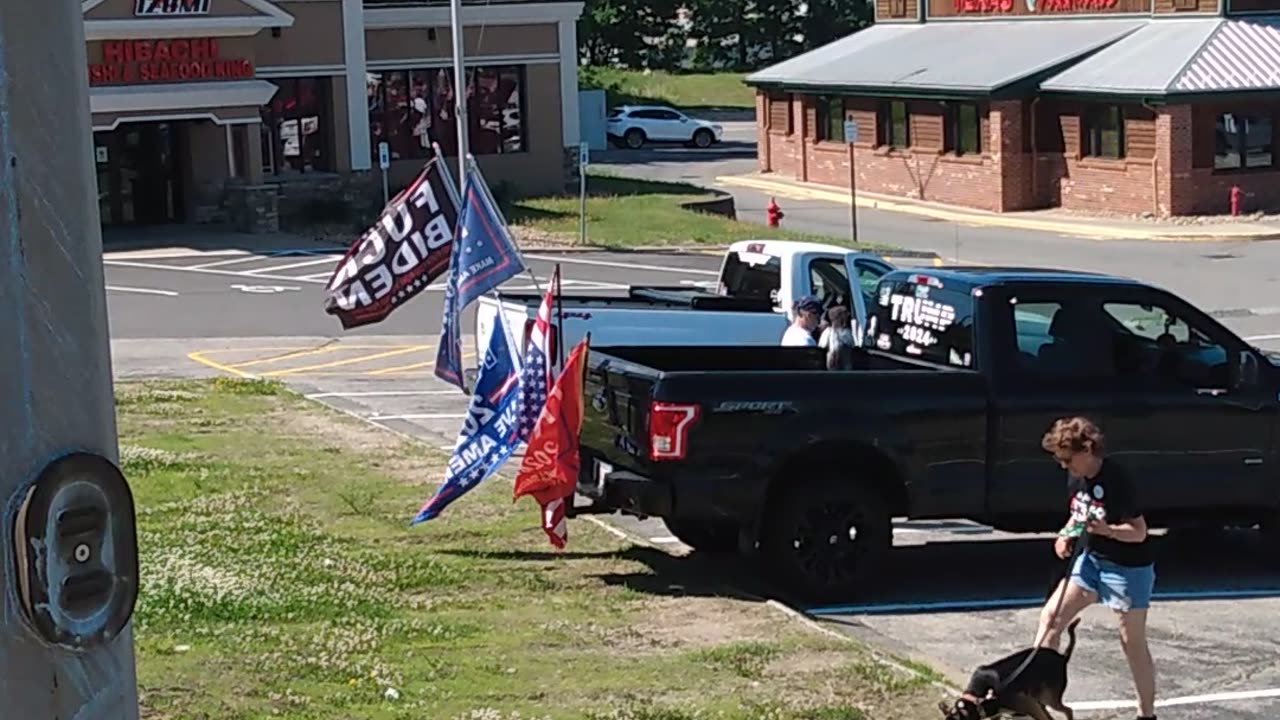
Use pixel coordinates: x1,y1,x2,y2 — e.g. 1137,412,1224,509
766,197,784,227
1230,185,1243,217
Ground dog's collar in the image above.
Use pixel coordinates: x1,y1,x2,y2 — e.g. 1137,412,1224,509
959,693,997,718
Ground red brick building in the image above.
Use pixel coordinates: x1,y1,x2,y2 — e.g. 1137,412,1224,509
746,2,1280,217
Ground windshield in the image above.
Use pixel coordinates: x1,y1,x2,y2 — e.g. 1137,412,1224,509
866,275,975,368
608,108,625,118
718,251,782,305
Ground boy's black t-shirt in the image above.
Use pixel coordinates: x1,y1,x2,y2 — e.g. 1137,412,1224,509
1064,460,1154,567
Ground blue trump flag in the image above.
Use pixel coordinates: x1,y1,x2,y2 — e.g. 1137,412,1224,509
412,310,523,525
434,162,527,392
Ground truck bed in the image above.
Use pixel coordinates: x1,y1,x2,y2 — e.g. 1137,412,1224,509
496,286,777,313
590,344,946,373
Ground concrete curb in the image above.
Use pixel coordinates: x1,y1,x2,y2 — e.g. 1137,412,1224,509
716,174,1280,243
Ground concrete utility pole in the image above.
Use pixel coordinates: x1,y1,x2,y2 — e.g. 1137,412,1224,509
0,0,141,715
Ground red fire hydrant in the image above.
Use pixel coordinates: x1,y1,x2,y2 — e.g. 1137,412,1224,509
766,197,784,227
1230,185,1243,217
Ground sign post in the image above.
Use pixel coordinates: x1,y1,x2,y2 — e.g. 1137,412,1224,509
378,141,390,205
844,119,860,243
578,141,589,245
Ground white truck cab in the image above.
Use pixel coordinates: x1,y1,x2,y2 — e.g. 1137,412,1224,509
475,240,897,360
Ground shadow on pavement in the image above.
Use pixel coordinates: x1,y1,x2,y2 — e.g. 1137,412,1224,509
461,527,1280,613
595,142,756,166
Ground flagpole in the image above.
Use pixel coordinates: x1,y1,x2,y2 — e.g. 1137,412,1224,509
431,141,463,209
465,153,543,295
555,263,566,372
450,0,468,193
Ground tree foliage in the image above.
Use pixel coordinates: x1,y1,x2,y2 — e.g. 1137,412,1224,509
579,0,874,71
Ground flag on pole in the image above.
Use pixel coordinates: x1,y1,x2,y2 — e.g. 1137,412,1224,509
513,336,590,549
412,310,523,525
323,157,460,329
515,264,559,443
434,160,527,392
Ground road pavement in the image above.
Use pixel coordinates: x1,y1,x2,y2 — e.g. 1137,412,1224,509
103,225,1280,715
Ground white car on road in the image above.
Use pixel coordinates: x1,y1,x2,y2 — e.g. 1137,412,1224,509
607,105,724,150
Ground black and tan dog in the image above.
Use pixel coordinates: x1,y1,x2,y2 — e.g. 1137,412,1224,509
938,618,1080,720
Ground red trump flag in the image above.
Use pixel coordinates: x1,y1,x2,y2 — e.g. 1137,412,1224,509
513,336,590,549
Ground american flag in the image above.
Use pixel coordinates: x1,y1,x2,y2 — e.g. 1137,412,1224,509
516,266,559,442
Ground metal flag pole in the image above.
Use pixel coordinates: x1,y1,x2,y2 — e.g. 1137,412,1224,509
0,0,140,715
449,0,468,194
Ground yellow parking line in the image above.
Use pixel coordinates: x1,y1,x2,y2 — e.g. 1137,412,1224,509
259,344,432,377
367,352,477,376
230,345,341,369
187,351,258,379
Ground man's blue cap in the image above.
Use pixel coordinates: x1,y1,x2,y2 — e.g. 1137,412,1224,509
793,295,823,314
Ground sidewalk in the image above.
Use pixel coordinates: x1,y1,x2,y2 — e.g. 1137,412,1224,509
716,173,1280,242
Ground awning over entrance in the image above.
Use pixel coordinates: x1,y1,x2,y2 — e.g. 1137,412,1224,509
1041,16,1280,96
745,18,1147,94
89,79,278,116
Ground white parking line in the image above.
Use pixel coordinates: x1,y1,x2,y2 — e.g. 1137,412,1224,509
1245,333,1280,342
367,413,467,421
187,254,263,270
103,259,328,284
247,257,339,274
305,390,460,399
525,254,719,276
1073,687,1280,712
106,285,178,296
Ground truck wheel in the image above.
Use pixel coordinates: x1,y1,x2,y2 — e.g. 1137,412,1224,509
663,517,739,553
762,479,891,603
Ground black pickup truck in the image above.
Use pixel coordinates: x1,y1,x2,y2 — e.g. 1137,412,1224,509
575,267,1280,601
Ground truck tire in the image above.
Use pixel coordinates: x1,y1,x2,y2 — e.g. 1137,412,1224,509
663,517,739,553
762,478,892,603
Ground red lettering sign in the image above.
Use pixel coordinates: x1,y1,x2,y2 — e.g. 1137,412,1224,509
955,0,1117,11
88,39,253,86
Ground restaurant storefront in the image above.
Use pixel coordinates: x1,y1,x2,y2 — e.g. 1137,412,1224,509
747,0,1280,217
82,0,584,232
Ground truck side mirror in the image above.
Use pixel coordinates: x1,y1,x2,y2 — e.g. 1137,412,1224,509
1232,349,1260,389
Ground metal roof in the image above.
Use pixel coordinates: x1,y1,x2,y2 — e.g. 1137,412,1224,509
744,19,1148,93
1173,16,1280,92
1040,19,1218,95
1041,16,1280,95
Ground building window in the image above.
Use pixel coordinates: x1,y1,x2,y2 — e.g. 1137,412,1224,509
261,77,333,174
368,64,526,164
1215,113,1273,170
947,102,982,155
819,96,845,142
1083,105,1125,159
879,101,910,149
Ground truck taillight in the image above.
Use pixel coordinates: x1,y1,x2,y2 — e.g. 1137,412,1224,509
648,402,700,461
523,318,559,359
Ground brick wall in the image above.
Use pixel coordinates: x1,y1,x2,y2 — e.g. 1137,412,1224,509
761,93,1009,211
755,93,1280,217
1185,101,1280,215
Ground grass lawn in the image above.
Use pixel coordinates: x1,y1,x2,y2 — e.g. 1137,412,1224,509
121,377,949,719
579,67,754,112
504,173,892,252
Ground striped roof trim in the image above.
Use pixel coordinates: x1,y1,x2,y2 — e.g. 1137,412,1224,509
1173,17,1280,92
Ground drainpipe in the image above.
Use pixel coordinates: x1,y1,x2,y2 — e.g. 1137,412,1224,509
1143,99,1160,217
1028,97,1039,209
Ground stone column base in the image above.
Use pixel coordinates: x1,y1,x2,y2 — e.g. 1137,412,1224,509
226,185,280,234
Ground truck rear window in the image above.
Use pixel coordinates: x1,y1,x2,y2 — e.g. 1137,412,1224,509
867,276,975,367
718,251,781,304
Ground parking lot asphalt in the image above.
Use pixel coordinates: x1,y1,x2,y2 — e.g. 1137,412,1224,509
105,242,1280,719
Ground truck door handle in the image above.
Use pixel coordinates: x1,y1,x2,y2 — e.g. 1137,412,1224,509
1196,388,1226,397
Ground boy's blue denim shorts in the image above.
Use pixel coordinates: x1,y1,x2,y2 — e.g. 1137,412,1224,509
1070,550,1156,612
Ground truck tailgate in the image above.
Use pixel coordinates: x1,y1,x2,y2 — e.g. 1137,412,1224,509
578,352,660,500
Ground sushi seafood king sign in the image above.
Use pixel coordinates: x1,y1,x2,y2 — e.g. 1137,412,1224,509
136,0,210,15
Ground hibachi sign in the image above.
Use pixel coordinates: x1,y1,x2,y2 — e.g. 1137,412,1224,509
135,0,211,15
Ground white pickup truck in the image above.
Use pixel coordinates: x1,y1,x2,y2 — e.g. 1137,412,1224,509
475,240,897,359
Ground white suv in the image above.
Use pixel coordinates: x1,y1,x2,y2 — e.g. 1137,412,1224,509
607,105,724,150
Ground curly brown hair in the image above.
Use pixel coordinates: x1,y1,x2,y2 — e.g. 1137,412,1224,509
1041,416,1106,457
